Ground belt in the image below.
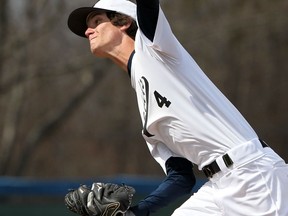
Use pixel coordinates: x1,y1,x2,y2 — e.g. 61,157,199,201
202,139,269,178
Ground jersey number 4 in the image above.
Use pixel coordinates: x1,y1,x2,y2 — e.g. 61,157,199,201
154,91,171,108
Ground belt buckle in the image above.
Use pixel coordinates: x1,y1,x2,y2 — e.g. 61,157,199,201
203,154,233,179
203,166,213,178
222,153,233,167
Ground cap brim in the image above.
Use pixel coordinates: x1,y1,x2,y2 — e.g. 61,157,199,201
68,7,108,38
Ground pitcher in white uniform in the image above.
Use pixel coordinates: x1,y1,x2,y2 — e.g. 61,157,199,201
67,0,288,215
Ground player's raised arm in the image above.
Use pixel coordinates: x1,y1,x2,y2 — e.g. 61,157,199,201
135,0,159,42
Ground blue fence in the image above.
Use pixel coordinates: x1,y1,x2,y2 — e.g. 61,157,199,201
0,175,206,196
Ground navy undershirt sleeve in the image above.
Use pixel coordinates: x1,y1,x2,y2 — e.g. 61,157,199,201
129,157,196,216
135,0,159,42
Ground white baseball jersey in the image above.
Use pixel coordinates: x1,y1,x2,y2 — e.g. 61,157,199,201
129,8,258,172
127,4,288,215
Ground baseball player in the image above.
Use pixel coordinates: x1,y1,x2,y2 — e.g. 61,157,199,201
67,0,288,215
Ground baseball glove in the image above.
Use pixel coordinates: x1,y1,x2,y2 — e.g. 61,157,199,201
65,182,135,216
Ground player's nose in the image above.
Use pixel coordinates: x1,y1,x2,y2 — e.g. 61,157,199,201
85,28,95,38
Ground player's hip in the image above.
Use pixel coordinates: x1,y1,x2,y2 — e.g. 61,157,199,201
214,155,288,215
173,157,288,216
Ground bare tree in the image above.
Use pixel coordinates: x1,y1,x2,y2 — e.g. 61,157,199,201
0,0,104,175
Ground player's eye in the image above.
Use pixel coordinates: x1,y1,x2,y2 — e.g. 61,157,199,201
87,16,102,28
94,18,102,26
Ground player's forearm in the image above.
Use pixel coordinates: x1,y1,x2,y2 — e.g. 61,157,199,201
130,157,195,215
135,0,159,41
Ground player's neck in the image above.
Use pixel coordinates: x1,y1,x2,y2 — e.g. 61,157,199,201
106,37,135,73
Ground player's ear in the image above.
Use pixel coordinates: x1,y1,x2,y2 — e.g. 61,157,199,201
119,17,133,31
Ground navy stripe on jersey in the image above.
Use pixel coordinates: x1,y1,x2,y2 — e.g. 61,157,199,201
127,50,135,77
136,0,159,41
139,76,154,137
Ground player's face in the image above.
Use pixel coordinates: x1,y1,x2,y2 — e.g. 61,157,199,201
85,12,123,57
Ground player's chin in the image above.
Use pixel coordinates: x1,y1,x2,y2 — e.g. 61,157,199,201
91,47,106,58
90,46,97,55
91,50,101,57
89,43,98,54
90,43,103,57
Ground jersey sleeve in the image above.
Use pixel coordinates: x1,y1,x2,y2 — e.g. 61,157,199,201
146,141,176,174
135,0,183,62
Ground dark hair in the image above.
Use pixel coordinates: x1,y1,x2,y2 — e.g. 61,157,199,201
106,11,138,40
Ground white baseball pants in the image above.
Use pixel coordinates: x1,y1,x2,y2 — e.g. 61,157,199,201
172,144,288,216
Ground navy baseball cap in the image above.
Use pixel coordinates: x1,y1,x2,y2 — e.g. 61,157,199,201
68,0,137,38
